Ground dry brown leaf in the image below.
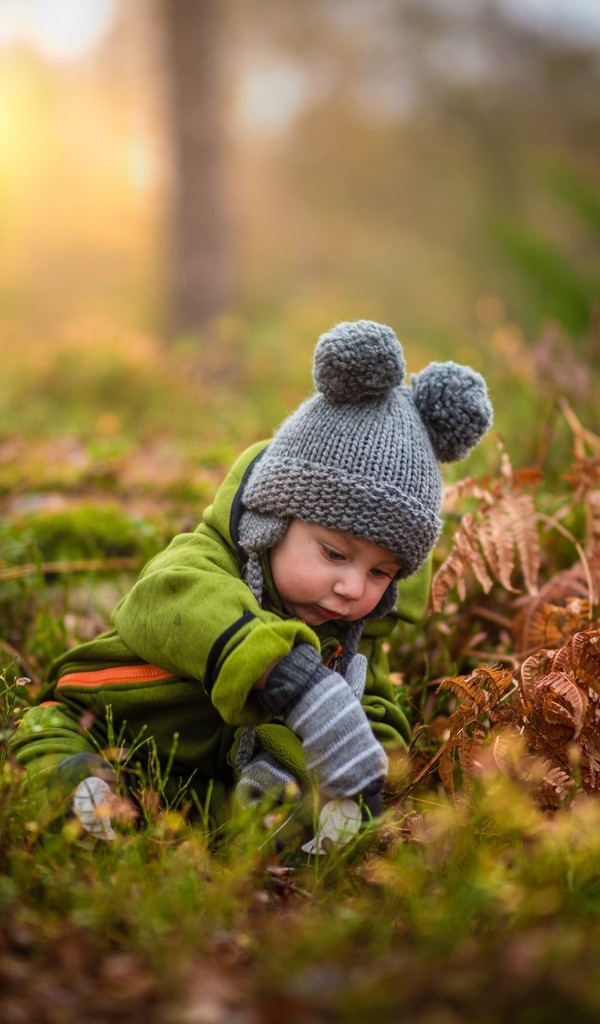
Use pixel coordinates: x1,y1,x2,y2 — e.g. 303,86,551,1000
502,493,540,595
522,598,592,652
519,649,556,700
569,628,600,693
533,671,588,740
477,508,516,591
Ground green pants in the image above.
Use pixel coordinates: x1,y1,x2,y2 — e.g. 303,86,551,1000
9,656,409,831
9,696,233,830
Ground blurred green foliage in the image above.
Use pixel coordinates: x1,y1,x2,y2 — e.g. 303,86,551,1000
491,164,600,336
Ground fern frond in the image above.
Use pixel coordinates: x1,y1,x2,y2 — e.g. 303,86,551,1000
524,597,592,652
477,506,516,592
431,526,471,612
442,476,491,508
512,566,591,654
502,493,540,594
438,740,459,796
457,514,495,593
566,628,600,694
432,463,541,611
533,671,588,740
519,649,556,700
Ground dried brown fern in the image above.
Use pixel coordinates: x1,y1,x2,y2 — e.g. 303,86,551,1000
432,444,541,613
513,596,592,655
434,665,516,796
420,627,600,809
414,407,600,809
434,407,600,616
517,628,600,795
511,480,600,654
487,732,573,807
429,633,600,807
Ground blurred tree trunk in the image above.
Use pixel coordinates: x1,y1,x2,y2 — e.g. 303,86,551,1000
161,0,233,335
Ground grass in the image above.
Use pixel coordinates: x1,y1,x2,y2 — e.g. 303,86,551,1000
4,723,600,1022
1,315,600,1022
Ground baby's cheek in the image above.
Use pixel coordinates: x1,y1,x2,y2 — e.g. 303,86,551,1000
284,565,313,599
363,582,389,614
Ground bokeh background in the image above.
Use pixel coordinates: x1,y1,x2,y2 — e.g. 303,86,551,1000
1,0,599,481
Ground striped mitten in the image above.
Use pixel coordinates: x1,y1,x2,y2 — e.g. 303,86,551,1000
256,644,387,799
236,752,301,808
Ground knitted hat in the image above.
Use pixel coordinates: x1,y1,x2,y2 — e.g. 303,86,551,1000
238,320,492,635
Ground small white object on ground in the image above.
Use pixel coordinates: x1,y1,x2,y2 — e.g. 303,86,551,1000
72,776,116,841
301,798,362,855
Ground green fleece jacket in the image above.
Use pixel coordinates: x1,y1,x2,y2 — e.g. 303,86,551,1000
13,442,430,819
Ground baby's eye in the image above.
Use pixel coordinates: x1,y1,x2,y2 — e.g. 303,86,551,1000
323,546,345,562
370,567,392,580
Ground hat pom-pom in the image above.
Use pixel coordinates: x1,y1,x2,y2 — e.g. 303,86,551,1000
411,361,493,463
313,320,405,404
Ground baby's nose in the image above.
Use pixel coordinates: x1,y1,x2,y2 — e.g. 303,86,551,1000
334,569,365,600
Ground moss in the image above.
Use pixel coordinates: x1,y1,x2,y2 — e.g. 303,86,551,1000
0,505,167,571
16,505,165,563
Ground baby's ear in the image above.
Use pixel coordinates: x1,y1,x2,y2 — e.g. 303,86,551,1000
411,361,493,463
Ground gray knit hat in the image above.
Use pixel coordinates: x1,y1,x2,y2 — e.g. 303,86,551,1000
239,319,492,600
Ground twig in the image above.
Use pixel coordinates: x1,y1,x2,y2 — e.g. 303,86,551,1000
558,397,600,452
401,743,448,797
536,512,595,612
472,605,514,630
0,557,144,583
463,648,520,668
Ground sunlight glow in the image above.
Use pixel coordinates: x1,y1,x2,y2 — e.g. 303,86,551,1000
0,0,116,60
236,64,309,135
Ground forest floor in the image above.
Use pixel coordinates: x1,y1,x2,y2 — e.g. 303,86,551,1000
2,324,600,1023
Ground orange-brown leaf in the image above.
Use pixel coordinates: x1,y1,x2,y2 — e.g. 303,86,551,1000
502,493,540,594
477,507,516,592
519,649,556,699
455,513,494,594
431,538,469,613
532,671,587,741
569,629,600,693
523,598,592,652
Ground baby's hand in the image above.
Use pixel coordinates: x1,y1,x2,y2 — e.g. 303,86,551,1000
255,644,387,799
286,672,387,798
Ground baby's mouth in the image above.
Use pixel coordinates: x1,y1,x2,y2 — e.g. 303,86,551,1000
314,605,343,621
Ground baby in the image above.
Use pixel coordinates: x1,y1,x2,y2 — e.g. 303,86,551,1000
9,320,492,839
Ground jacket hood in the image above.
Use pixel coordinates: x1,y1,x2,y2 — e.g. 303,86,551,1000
202,440,269,554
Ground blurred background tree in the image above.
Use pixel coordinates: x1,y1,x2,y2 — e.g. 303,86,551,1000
0,0,598,348
160,0,234,333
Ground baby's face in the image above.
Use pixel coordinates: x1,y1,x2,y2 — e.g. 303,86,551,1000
269,520,400,627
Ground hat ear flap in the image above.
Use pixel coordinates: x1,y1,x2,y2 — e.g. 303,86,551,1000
411,362,493,464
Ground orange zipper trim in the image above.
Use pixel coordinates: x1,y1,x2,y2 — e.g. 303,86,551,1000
57,664,174,689
324,644,343,668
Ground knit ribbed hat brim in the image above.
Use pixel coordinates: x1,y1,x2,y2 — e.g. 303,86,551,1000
242,455,441,578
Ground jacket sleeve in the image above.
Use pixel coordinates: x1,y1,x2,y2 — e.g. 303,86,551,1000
111,523,318,727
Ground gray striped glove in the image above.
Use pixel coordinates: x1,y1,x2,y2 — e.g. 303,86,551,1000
255,644,387,799
236,751,301,808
